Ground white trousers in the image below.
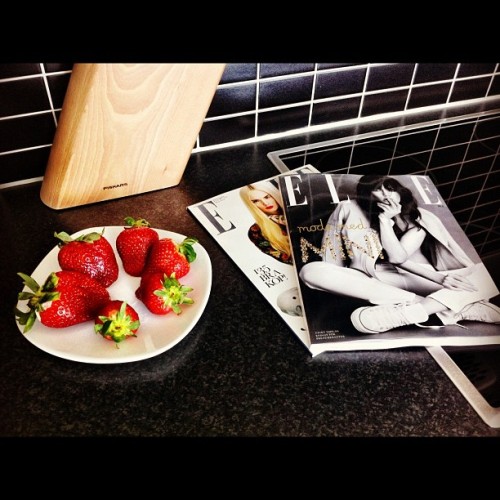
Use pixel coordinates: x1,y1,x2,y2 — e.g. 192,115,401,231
299,261,498,312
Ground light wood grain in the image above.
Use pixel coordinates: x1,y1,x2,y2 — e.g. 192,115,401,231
40,63,226,209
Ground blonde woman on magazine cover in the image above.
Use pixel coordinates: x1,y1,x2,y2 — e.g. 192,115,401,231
299,174,500,334
240,180,293,264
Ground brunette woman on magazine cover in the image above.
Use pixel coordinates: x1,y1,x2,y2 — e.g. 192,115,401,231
240,180,293,264
299,174,500,334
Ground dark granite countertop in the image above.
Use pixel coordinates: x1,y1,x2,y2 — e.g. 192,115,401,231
1,130,499,442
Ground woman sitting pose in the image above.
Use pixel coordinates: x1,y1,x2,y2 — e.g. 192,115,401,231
299,174,500,334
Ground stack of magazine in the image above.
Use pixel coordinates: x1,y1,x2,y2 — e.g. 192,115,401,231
188,166,500,358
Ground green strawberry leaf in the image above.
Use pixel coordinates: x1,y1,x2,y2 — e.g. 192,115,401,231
14,307,37,333
17,272,40,293
153,273,194,314
17,291,35,301
54,230,103,245
124,216,151,228
179,237,198,263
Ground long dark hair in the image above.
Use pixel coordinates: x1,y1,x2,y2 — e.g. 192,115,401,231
356,175,422,237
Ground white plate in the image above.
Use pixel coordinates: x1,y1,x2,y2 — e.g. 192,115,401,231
15,226,212,364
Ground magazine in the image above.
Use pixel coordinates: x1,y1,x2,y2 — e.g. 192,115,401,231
278,172,500,356
187,165,320,353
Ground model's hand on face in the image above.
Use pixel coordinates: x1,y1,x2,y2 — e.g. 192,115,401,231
377,197,402,219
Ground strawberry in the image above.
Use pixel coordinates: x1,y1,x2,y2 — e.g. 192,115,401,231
135,272,194,315
94,300,140,345
55,229,119,287
15,270,110,333
116,216,159,277
143,236,198,279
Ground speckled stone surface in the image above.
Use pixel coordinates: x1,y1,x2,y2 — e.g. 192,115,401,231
1,130,500,441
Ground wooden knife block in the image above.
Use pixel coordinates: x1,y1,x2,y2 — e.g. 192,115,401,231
40,63,225,209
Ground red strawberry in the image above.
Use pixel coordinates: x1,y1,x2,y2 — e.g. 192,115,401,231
135,272,194,315
15,270,110,332
116,217,159,277
143,237,198,279
94,300,140,345
55,229,119,287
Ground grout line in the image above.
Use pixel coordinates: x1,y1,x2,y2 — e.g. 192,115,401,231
425,121,443,176
216,64,377,88
477,160,499,256
358,63,370,121
481,207,500,254
193,102,500,153
2,65,497,89
485,63,499,97
0,70,72,84
39,64,58,127
452,117,481,229
446,63,461,104
0,176,44,190
0,109,61,121
202,92,500,124
6,102,496,159
215,64,499,90
2,71,499,125
307,64,318,127
0,144,52,156
254,64,261,138
404,63,418,112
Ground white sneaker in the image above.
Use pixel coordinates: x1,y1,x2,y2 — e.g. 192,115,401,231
456,301,500,324
351,302,429,334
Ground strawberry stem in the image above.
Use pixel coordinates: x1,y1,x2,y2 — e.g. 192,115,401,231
178,237,198,263
94,301,140,344
154,274,194,314
54,230,104,245
15,272,61,333
123,216,151,228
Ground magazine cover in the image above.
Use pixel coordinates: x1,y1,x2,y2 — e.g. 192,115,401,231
278,172,500,356
187,166,320,353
